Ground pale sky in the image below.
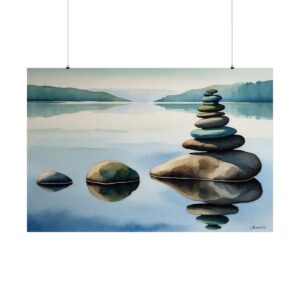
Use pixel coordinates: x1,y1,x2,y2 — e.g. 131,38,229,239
27,68,272,91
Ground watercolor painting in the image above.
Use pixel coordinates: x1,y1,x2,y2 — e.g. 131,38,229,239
27,68,273,232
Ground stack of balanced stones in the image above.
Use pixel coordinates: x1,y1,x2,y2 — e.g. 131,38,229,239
183,88,245,151
150,86,261,181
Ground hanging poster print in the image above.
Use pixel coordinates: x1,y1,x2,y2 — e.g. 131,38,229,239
27,68,273,232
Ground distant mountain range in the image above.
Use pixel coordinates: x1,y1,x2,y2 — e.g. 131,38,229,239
92,89,183,102
155,80,273,102
27,85,130,102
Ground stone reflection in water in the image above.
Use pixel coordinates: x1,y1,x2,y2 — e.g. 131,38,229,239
152,178,262,205
187,204,239,231
37,183,72,192
152,177,263,231
187,204,239,215
205,225,222,230
196,215,229,225
87,181,139,202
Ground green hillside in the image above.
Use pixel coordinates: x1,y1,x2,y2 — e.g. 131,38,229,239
155,80,273,102
27,85,130,102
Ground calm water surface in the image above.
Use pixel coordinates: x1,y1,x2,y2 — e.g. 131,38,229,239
27,102,273,232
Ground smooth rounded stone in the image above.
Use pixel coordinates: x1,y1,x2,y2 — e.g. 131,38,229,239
149,150,262,181
205,225,222,230
202,95,222,103
197,111,225,118
182,135,245,151
206,88,218,94
86,160,139,184
191,127,237,139
151,178,263,205
197,215,229,225
36,171,73,186
194,116,229,129
198,104,225,112
87,181,139,202
187,204,239,215
204,92,214,96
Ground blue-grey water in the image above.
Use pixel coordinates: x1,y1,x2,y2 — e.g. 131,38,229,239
27,102,273,232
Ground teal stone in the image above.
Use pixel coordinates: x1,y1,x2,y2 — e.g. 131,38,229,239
191,127,237,139
202,95,222,103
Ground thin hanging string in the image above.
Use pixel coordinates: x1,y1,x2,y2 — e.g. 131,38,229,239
230,0,234,69
66,0,70,69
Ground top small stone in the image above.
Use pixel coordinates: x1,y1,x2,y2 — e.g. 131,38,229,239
206,88,218,94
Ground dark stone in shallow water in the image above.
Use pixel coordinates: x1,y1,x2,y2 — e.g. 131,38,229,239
36,171,73,185
87,181,139,202
151,178,262,205
187,204,239,215
182,135,245,151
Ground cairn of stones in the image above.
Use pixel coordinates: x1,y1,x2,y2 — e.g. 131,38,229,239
150,88,263,231
183,88,245,152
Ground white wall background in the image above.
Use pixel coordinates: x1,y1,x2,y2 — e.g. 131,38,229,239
0,0,299,300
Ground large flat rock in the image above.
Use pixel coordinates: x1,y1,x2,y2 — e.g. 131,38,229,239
150,150,262,181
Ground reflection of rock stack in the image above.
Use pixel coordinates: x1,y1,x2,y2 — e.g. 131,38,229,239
150,88,263,231
152,177,263,230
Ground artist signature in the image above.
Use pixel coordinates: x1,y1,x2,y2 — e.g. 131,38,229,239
250,225,266,230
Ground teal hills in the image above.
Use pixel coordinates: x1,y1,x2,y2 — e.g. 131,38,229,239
155,80,273,102
27,85,130,102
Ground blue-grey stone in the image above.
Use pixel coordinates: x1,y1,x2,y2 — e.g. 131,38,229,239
36,171,73,186
191,127,237,139
202,95,222,103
